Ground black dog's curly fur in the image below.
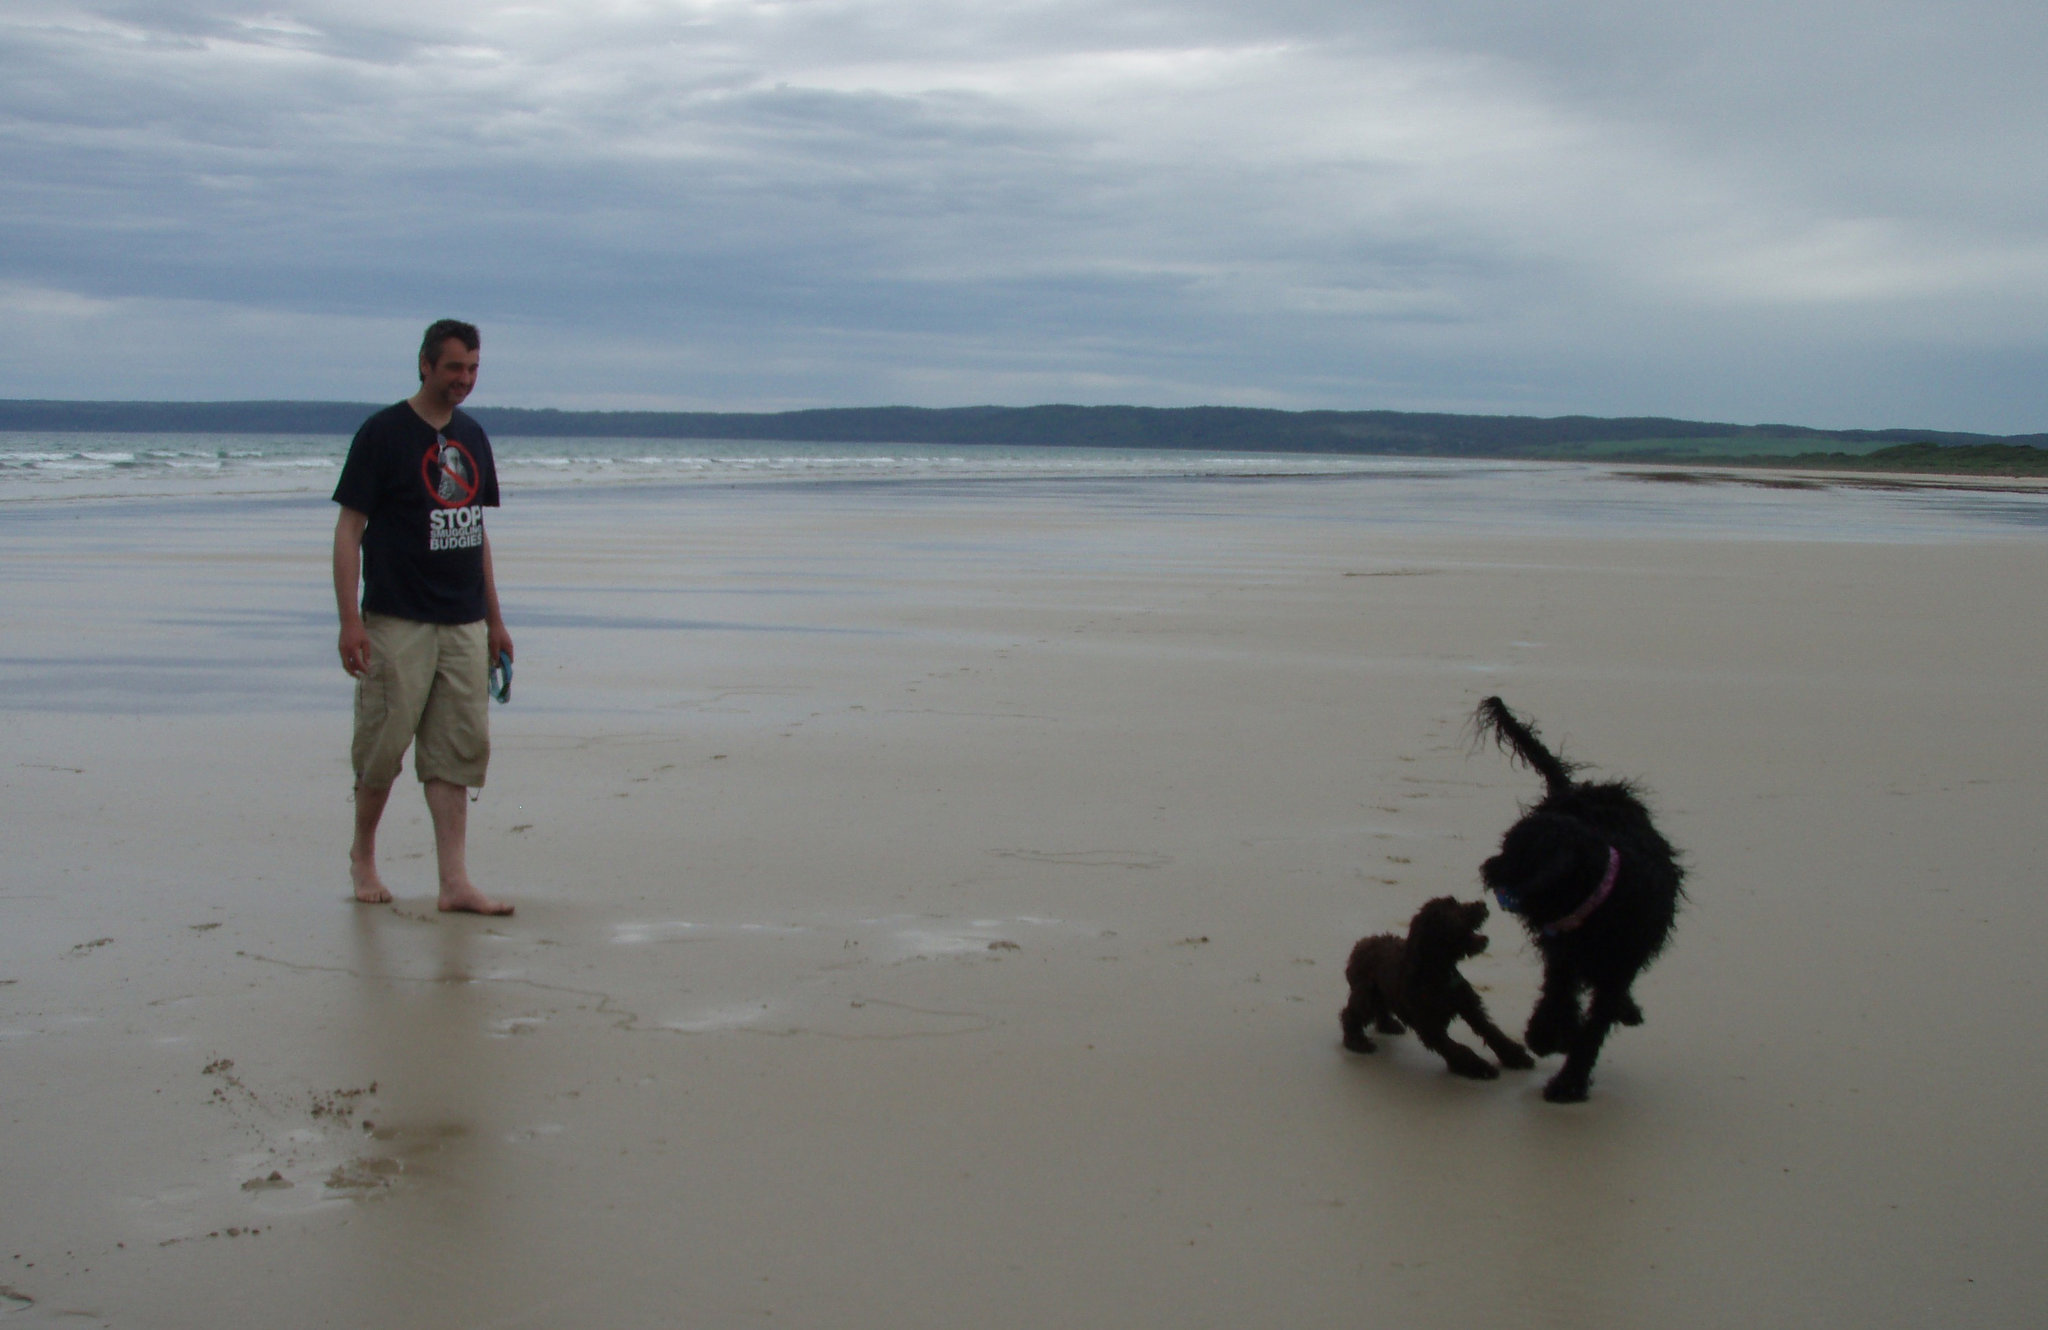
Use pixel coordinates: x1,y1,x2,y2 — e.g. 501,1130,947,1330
1341,896,1534,1079
1474,697,1683,1102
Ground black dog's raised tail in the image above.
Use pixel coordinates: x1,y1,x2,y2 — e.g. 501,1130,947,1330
1474,696,1575,795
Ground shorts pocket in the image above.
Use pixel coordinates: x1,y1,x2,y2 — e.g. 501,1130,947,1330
351,668,399,785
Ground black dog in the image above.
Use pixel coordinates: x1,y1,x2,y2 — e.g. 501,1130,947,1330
1474,697,1683,1102
1341,896,1534,1079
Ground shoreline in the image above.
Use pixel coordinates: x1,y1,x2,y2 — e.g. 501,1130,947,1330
7,429,2048,503
1610,459,2048,494
5,450,2048,512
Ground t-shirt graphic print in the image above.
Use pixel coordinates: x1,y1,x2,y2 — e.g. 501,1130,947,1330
425,436,487,551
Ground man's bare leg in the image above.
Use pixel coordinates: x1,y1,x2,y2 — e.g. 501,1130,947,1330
424,778,513,915
350,782,395,904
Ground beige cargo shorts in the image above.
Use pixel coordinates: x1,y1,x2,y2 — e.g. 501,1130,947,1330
352,613,491,790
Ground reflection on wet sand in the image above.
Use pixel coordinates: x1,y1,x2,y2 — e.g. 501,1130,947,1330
315,909,500,1318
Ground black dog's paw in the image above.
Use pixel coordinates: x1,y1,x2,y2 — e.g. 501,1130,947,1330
1542,1072,1590,1103
1375,1016,1406,1035
1612,995,1644,1027
1496,1043,1536,1071
1342,1031,1376,1054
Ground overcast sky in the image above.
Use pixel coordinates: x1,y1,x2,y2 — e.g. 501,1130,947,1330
4,1,2043,430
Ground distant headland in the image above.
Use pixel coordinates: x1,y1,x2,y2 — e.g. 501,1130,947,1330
3,400,2043,474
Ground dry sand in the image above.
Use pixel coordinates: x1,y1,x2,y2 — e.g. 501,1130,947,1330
3,470,2045,1327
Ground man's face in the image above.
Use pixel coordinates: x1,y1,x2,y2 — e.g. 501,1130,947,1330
418,340,480,408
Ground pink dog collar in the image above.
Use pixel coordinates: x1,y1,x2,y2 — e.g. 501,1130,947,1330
1542,846,1620,937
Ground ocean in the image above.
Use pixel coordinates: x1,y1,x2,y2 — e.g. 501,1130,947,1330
3,429,2045,542
0,432,1471,495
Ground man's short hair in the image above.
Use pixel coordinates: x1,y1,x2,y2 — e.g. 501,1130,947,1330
418,319,481,379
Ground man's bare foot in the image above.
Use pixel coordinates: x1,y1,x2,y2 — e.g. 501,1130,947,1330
438,882,513,916
351,857,393,905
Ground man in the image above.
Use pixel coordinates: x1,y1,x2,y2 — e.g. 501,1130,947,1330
333,319,514,914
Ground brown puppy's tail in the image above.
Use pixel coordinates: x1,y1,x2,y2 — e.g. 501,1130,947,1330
1473,696,1576,795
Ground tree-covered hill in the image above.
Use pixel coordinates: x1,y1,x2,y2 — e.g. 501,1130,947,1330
3,400,2041,473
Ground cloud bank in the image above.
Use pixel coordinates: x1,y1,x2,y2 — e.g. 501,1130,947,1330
3,0,2043,429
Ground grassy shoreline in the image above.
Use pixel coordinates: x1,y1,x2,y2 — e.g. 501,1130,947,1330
1579,441,2048,478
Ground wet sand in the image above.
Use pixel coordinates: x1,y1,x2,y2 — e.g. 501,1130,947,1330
3,471,2046,1326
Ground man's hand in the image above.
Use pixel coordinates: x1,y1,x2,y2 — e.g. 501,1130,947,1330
333,506,371,677
339,619,372,677
481,528,512,668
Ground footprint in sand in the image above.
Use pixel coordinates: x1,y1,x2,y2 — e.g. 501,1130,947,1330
325,1157,403,1192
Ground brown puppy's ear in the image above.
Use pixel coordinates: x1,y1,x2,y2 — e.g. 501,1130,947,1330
1405,898,1462,965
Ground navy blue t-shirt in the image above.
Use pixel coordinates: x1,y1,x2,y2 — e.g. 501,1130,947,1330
332,402,501,624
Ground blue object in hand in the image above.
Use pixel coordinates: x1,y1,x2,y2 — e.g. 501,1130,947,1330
489,649,513,704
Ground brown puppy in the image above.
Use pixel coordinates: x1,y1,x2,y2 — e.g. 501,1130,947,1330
1341,896,1534,1079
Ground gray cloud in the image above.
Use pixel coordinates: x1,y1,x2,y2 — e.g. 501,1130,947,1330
1,0,2043,428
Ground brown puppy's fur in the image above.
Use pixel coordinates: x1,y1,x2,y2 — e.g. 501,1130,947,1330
1341,896,1534,1079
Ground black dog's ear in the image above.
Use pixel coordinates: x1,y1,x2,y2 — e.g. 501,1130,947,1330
1483,814,1600,912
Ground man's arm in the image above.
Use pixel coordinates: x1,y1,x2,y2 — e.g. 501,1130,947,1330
334,507,371,677
482,529,513,664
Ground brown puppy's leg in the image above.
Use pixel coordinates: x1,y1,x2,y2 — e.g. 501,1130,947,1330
1414,1022,1498,1079
1459,995,1535,1071
1339,984,1379,1053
